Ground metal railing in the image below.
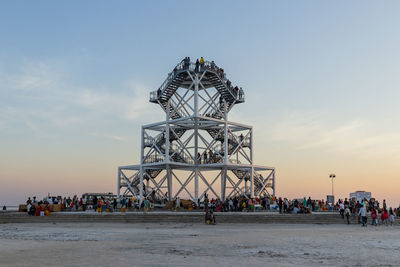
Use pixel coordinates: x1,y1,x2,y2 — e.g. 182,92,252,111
143,154,164,164
149,59,193,102
229,159,242,164
150,91,158,102
170,143,195,164
144,133,165,147
240,136,251,147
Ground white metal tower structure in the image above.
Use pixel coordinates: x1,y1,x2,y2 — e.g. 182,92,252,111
117,58,275,204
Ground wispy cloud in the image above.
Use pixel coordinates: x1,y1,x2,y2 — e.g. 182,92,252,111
89,132,128,141
17,61,60,91
266,110,400,160
0,60,160,139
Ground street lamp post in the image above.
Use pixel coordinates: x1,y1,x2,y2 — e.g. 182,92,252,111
329,174,336,198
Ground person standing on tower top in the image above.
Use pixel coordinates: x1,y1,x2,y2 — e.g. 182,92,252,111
211,60,215,70
200,57,205,70
239,87,244,99
195,59,200,72
184,56,190,70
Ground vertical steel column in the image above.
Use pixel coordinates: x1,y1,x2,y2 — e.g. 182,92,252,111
166,98,171,200
244,178,248,196
250,127,254,198
146,178,149,197
250,127,253,164
223,98,228,120
139,126,145,205
167,166,172,201
224,123,228,164
272,170,276,197
194,73,199,205
223,99,228,164
141,127,144,164
221,168,227,200
250,167,254,198
117,167,121,198
165,99,170,162
223,101,229,199
139,167,143,206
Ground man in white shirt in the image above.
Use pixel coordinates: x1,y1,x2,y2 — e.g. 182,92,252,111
228,199,233,211
358,205,367,227
82,197,87,211
339,202,345,218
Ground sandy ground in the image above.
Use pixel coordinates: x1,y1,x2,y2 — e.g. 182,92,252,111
0,223,399,267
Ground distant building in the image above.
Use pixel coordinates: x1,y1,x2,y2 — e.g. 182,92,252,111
350,191,372,202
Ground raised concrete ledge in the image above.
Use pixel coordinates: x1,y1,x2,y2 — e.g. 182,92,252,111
0,211,371,225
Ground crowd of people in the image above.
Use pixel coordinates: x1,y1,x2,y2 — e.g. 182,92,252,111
201,196,341,214
186,57,244,100
157,57,244,103
24,195,152,215
337,198,398,227
203,195,276,212
26,195,113,215
23,194,399,227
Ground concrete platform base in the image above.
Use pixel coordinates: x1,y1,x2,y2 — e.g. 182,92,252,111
0,211,374,224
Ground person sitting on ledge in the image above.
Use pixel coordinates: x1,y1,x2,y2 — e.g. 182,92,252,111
28,204,36,216
35,204,42,216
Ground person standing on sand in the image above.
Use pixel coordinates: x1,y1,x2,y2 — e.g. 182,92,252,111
339,201,345,219
359,205,367,227
377,209,382,225
345,206,351,224
278,197,283,213
371,208,378,226
381,209,389,226
389,208,395,226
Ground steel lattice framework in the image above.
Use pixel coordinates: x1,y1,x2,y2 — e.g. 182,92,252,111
117,58,275,204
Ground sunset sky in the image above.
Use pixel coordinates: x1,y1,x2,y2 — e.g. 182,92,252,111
1,1,399,207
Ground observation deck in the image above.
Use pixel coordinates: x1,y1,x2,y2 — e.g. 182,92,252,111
149,59,245,120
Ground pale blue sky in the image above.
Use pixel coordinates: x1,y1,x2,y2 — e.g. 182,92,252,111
1,1,400,206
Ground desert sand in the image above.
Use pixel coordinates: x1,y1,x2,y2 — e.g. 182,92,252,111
0,222,399,266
